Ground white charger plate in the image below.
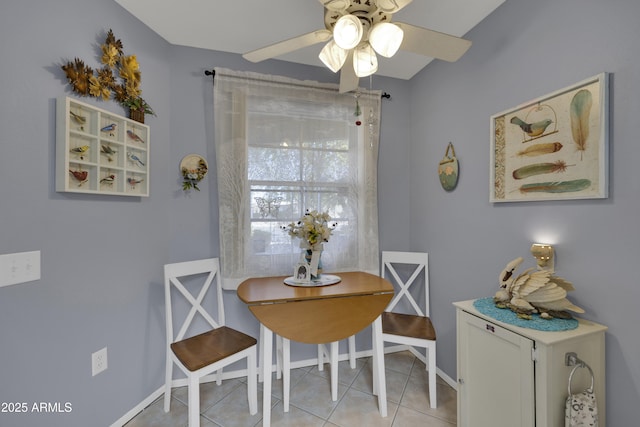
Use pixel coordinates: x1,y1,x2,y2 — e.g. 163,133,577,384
283,274,341,287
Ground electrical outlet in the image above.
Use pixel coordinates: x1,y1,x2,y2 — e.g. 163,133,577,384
0,251,41,288
92,347,108,376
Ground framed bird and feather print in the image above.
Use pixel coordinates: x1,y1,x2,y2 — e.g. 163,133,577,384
490,73,609,202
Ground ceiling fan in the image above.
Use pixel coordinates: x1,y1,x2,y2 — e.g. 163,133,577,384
242,0,472,93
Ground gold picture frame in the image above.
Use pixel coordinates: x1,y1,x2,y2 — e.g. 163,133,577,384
490,73,609,202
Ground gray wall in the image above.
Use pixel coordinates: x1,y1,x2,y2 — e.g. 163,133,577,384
408,0,639,425
0,0,636,426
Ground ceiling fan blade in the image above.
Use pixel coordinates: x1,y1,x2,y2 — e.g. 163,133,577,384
243,29,332,63
339,51,359,93
396,22,472,62
376,0,413,14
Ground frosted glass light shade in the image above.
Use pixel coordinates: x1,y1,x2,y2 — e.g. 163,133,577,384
353,43,378,77
333,15,363,50
369,22,404,58
376,0,407,13
319,40,347,72
321,0,351,11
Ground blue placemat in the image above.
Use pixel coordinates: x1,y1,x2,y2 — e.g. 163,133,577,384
473,297,578,331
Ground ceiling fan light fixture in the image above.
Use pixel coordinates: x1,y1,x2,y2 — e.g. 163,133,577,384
353,43,378,77
369,22,404,58
320,0,351,11
333,14,363,50
375,0,413,14
319,40,347,72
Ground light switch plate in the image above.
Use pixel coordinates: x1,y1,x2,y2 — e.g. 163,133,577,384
0,251,41,288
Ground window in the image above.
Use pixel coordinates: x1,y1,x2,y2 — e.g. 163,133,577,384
213,68,380,289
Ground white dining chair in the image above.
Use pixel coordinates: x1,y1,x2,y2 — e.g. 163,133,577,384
379,251,437,408
164,258,258,426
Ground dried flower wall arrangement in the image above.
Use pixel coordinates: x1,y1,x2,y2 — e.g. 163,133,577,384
62,29,155,121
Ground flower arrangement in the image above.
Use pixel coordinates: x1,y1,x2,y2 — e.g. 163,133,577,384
281,209,338,250
62,29,155,118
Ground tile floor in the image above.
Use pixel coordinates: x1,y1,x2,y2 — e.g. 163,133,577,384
124,351,457,427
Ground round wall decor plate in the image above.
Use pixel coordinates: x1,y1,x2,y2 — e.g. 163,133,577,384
180,154,208,175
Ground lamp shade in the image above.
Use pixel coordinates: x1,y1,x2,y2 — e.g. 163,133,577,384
333,14,363,50
321,0,351,11
369,22,404,58
353,43,378,77
319,40,347,72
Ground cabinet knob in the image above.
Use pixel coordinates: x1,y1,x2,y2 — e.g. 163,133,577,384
458,378,464,384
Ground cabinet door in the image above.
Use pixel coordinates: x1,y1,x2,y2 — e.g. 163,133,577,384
458,311,535,427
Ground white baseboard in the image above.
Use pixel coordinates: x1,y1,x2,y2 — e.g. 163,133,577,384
403,346,457,390
111,345,455,426
110,385,164,427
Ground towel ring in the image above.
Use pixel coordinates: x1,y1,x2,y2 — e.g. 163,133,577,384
568,362,594,395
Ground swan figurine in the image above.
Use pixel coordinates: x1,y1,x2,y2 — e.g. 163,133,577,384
495,257,584,319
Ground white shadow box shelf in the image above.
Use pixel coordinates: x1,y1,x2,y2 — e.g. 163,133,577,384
56,96,150,197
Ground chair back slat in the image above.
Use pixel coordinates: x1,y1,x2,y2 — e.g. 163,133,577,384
381,251,429,317
164,258,223,344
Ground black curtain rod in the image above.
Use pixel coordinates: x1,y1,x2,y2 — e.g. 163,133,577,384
204,69,390,99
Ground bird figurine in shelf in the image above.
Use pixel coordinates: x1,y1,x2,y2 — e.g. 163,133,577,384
127,152,145,167
70,145,90,160
126,129,145,143
101,123,117,136
100,174,115,185
127,177,143,189
510,116,553,138
69,169,88,186
69,111,86,131
100,144,117,162
495,257,584,319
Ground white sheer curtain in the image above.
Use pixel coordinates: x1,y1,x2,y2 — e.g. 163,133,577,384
213,68,381,289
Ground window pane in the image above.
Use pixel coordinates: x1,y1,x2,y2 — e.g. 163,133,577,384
301,119,349,150
248,147,300,181
245,93,367,275
251,186,301,220
302,149,350,182
249,114,301,148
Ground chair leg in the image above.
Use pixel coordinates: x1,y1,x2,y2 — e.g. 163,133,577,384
428,345,437,408
282,338,290,412
164,351,173,412
317,344,324,371
188,374,200,427
330,341,339,401
276,335,283,380
258,326,264,383
348,335,356,369
247,347,258,415
372,316,387,417
216,368,223,386
371,333,378,396
261,324,273,427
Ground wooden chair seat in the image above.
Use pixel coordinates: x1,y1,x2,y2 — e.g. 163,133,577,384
172,326,257,372
381,311,436,341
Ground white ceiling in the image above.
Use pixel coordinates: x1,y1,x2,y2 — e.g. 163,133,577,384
114,0,505,80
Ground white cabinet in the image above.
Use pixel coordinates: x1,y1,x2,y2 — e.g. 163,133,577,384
56,96,149,197
454,299,607,427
